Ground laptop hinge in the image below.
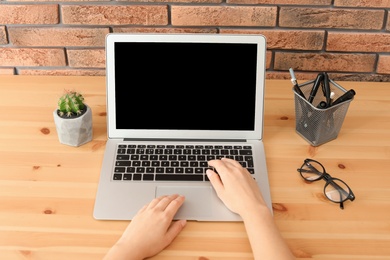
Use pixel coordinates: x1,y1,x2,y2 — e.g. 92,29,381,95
123,138,246,142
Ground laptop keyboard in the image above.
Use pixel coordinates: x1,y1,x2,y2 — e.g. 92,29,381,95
113,144,254,181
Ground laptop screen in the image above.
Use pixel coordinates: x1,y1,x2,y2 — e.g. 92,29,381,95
106,34,266,140
114,42,257,131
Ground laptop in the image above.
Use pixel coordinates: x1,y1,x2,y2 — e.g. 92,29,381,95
93,33,272,221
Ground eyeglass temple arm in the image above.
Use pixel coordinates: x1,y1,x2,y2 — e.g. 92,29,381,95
298,164,323,176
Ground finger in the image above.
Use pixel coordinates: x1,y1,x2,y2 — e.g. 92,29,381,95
147,195,168,209
206,169,224,196
208,159,233,178
154,194,180,211
163,195,185,218
208,159,228,172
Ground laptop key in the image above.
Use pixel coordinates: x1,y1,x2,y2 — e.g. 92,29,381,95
175,168,184,173
117,148,126,154
246,156,254,167
123,174,132,180
113,173,122,180
114,167,126,173
185,168,194,174
116,161,131,166
195,168,203,174
239,149,252,155
136,167,145,173
143,174,154,181
133,174,142,180
126,148,135,154
155,174,203,181
117,155,129,160
133,161,141,167
127,167,135,173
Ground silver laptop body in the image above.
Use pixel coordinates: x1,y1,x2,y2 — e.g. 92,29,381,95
93,33,272,221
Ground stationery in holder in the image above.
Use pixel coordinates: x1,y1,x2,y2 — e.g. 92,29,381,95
292,75,355,146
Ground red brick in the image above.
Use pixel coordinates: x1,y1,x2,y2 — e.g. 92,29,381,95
171,6,277,26
0,48,66,66
334,0,390,8
327,32,390,52
116,0,221,2
228,0,331,4
387,17,390,31
274,52,376,72
377,55,390,74
62,5,168,25
124,0,223,2
220,29,325,50
280,7,384,29
8,27,109,47
113,27,217,34
0,68,15,75
67,49,105,68
0,5,58,24
0,26,7,45
266,51,272,69
19,69,105,76
329,73,390,82
266,71,390,82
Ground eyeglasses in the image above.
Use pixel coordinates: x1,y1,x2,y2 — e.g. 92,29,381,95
297,158,355,209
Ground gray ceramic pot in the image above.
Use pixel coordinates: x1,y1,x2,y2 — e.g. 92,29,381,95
53,105,93,147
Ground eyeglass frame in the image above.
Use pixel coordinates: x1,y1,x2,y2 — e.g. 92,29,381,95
297,158,355,209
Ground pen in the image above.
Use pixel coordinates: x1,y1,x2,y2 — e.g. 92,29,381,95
330,91,335,104
308,73,324,104
289,68,306,99
331,89,356,106
322,72,331,107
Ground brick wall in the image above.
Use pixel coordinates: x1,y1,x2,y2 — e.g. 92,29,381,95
0,0,389,81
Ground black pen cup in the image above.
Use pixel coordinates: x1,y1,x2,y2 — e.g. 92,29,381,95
293,79,353,146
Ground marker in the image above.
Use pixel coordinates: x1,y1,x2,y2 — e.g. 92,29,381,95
330,92,335,102
322,72,331,107
289,68,306,99
331,89,356,106
307,73,324,103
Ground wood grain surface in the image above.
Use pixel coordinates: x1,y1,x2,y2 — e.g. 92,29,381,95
0,76,389,260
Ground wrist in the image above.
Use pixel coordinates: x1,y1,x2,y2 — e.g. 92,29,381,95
105,241,144,260
240,203,272,223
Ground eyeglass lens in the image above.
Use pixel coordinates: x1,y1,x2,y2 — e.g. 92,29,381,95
300,160,325,181
324,179,351,203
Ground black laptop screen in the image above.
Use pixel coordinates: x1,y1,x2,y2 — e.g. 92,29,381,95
114,41,258,131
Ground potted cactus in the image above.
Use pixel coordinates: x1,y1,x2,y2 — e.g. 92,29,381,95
53,90,93,147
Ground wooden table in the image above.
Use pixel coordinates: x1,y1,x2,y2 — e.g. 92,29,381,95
1,76,389,260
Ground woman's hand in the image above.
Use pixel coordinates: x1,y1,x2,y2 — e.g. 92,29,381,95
104,194,187,260
207,158,267,218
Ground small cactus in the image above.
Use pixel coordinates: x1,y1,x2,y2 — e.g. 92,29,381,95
57,90,86,117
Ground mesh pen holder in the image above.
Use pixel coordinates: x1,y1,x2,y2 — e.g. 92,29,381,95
293,79,353,146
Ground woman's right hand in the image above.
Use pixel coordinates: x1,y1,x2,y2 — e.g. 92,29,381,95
206,158,268,218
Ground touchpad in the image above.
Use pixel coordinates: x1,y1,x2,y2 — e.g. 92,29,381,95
155,186,213,220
